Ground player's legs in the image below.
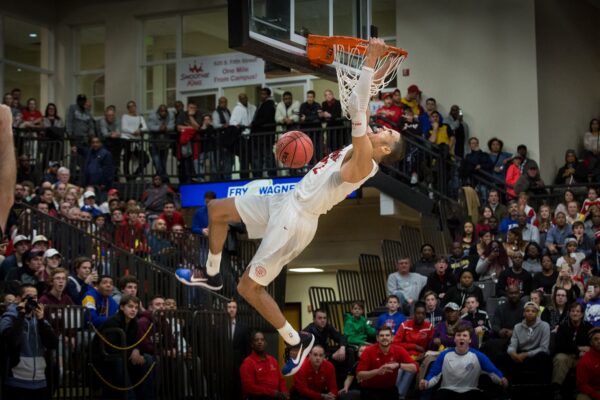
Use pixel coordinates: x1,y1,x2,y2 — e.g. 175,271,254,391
237,270,285,331
207,198,241,258
175,197,241,288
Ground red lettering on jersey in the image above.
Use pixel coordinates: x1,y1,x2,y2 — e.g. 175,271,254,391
312,149,342,174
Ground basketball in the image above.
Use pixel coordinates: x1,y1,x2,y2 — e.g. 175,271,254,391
276,131,314,169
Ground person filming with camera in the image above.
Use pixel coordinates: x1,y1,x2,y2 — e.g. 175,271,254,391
0,283,58,399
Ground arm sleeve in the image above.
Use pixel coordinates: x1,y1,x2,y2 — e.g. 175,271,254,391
66,106,74,135
343,319,360,346
98,120,110,138
121,115,134,134
474,349,503,383
82,295,106,328
239,359,277,397
275,103,286,124
425,349,447,388
140,116,149,132
229,107,243,126
475,257,489,276
327,362,338,395
147,113,160,131
386,274,396,296
290,102,300,123
167,114,175,131
211,111,222,128
329,325,347,346
527,323,550,357
495,272,507,298
507,328,518,355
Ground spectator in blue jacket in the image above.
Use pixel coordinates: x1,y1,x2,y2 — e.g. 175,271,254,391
77,136,114,192
0,283,58,399
488,137,513,184
191,191,217,235
376,295,407,335
81,275,118,328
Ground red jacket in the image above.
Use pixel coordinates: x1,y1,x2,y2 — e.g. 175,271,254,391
375,104,403,129
357,343,418,389
240,352,287,398
158,211,185,231
576,348,600,400
292,358,337,399
393,319,434,357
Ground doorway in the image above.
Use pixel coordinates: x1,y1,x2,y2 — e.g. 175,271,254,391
186,92,217,114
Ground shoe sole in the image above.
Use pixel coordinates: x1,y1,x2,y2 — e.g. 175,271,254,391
283,334,315,377
175,274,222,291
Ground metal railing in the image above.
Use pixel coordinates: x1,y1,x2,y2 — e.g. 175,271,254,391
16,205,286,325
0,304,244,400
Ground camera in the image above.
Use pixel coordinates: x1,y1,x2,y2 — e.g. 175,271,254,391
24,296,38,314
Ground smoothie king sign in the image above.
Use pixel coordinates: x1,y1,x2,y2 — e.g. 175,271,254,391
177,52,265,91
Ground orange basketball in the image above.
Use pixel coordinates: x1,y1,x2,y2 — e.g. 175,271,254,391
276,131,314,169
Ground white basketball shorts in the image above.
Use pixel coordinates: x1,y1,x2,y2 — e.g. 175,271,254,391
234,193,319,286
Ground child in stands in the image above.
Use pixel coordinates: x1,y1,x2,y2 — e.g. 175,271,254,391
376,295,406,335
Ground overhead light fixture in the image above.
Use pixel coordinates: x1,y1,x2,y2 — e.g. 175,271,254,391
17,68,22,72
288,267,324,273
29,33,38,38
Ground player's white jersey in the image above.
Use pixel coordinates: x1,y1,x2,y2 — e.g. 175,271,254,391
292,144,378,216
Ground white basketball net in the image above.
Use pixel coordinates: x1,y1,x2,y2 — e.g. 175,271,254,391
333,43,406,119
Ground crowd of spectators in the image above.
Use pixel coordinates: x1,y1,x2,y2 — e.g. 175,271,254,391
4,82,600,400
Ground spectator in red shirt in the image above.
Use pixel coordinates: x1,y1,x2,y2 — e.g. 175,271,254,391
577,327,600,400
158,201,185,231
240,331,289,400
374,93,403,130
357,326,418,400
20,98,43,128
292,345,337,400
393,301,434,358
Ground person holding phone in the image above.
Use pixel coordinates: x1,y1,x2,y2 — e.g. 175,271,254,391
582,277,600,327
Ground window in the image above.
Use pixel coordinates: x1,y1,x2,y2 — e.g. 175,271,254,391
143,17,177,63
143,64,176,112
74,26,106,116
1,16,52,104
183,12,230,57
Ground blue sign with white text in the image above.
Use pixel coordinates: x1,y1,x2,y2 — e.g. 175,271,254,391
180,177,358,208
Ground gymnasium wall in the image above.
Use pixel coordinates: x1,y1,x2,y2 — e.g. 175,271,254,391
395,0,541,168
535,0,600,183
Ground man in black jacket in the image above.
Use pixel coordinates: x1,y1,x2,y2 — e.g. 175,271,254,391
462,137,493,187
552,302,592,397
251,87,277,178
300,90,323,160
92,294,154,400
303,308,350,388
227,299,251,399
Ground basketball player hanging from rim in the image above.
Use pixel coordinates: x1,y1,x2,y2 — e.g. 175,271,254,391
176,38,404,376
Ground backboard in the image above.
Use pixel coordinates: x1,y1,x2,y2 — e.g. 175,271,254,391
228,0,393,80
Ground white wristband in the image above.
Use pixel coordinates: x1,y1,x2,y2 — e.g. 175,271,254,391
351,113,367,137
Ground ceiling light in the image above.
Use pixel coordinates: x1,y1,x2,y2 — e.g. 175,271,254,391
288,267,324,273
29,33,38,38
17,68,22,72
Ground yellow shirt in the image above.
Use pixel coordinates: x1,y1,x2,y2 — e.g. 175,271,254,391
430,124,451,145
401,98,421,116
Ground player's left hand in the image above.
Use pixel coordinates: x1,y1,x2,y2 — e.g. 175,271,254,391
500,377,509,388
366,38,388,60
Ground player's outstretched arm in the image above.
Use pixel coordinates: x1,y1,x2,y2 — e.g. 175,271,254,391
0,105,15,233
341,38,387,183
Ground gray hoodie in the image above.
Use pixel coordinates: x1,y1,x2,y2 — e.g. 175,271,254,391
0,303,58,389
507,317,550,358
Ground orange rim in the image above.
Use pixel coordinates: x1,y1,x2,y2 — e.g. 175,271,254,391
306,34,408,67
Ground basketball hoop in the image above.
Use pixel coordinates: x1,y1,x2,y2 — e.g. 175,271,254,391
307,35,408,118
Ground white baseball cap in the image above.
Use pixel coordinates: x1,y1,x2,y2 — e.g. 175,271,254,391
32,235,49,245
44,248,61,258
83,191,96,199
13,235,30,245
